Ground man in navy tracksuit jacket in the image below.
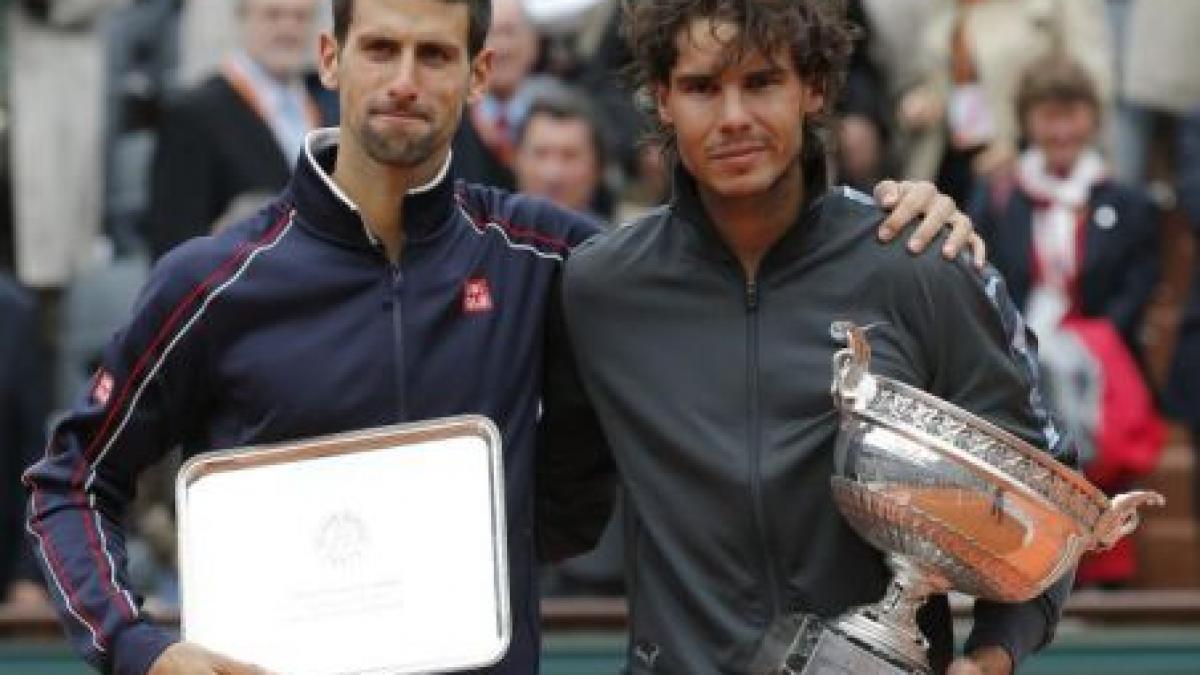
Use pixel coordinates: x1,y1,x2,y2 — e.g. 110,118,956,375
27,96,627,672
23,120,613,673
22,0,618,669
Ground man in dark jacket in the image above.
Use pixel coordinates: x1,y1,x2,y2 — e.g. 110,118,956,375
146,0,334,260
562,1,1072,674
26,2,611,673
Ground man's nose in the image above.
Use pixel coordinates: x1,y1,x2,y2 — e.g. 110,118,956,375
387,51,419,101
718,89,752,132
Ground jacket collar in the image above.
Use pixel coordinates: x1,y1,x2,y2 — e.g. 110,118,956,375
287,128,458,250
669,151,830,271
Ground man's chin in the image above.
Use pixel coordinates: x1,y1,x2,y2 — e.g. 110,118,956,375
366,144,435,169
705,175,775,200
361,129,438,167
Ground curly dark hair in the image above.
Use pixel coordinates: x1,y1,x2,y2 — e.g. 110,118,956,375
623,0,857,161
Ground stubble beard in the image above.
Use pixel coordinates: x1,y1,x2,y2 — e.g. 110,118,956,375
360,120,441,168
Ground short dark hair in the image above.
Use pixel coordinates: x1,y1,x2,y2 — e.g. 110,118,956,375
516,91,608,169
332,0,492,58
623,0,856,163
1016,53,1102,124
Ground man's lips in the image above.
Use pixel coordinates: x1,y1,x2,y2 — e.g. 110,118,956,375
373,110,430,123
708,144,766,160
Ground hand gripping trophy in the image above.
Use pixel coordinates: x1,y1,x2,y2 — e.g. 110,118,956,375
783,325,1165,674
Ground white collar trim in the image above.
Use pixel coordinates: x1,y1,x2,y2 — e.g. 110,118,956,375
409,147,453,194
304,128,360,212
302,128,455,244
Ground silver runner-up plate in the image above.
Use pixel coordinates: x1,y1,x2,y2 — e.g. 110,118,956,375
176,416,510,674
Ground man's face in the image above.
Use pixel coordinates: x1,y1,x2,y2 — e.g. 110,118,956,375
515,114,600,212
656,19,824,200
1025,99,1098,175
318,0,489,170
485,0,539,101
242,0,316,80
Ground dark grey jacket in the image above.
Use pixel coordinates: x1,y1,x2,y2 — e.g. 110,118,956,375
562,169,1074,674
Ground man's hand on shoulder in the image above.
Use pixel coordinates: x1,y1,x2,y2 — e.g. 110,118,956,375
148,642,277,675
873,180,987,269
947,645,1014,675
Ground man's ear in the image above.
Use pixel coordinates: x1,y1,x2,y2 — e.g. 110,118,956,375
317,32,340,91
655,84,673,126
467,47,494,105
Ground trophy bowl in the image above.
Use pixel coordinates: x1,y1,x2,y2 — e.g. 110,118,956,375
794,325,1165,674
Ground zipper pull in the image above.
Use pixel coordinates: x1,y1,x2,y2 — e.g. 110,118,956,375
746,280,759,310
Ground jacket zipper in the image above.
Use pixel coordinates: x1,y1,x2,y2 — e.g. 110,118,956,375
745,278,783,621
389,260,408,420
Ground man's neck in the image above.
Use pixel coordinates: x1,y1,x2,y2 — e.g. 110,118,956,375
330,135,449,262
699,162,806,279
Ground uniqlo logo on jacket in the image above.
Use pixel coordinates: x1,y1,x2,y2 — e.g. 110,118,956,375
91,369,115,407
463,277,494,313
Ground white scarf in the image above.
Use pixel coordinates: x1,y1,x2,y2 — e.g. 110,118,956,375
1017,147,1107,337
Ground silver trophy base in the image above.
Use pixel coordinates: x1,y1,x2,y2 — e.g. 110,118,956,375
782,557,947,675
782,614,927,675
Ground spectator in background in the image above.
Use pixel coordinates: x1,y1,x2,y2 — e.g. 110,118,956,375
1105,0,1200,186
514,92,611,219
102,0,181,255
859,0,935,110
834,0,889,192
8,0,127,288
897,0,1112,205
970,55,1164,587
0,273,47,607
1164,110,1200,512
145,0,332,260
453,0,558,190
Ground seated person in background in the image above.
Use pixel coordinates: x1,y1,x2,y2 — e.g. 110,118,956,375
969,53,1164,588
1164,107,1200,519
514,91,614,219
146,0,333,260
453,0,558,191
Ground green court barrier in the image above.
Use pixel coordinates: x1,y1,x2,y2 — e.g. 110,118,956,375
3,627,1199,674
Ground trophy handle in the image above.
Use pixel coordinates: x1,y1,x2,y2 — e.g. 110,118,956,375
1092,490,1166,550
831,324,873,404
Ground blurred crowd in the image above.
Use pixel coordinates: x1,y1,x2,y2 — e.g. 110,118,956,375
2,0,1199,614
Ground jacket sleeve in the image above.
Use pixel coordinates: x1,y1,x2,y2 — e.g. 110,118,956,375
23,251,217,675
905,256,1076,666
535,271,617,563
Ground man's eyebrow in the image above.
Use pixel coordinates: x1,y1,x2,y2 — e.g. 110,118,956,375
355,30,463,52
674,70,717,83
745,64,786,78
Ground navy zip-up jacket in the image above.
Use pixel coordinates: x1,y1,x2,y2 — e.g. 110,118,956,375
24,129,614,675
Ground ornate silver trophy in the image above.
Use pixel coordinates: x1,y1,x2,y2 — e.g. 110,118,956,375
782,325,1165,674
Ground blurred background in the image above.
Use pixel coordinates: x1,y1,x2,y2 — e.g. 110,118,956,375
1,0,1198,672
